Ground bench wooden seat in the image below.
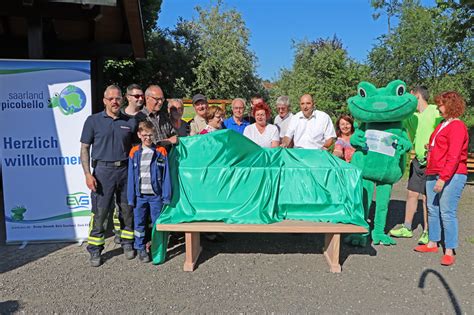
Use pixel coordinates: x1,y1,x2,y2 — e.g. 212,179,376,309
156,220,368,273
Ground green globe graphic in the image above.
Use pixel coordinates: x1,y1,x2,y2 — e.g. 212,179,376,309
49,85,87,115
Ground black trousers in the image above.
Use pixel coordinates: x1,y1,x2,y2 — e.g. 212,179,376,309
86,163,133,253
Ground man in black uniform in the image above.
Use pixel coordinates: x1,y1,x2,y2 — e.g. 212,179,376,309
80,85,137,267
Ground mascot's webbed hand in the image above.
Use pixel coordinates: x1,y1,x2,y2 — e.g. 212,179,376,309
350,129,367,149
391,135,412,154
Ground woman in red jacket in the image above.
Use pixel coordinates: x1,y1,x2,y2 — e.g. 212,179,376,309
414,91,468,266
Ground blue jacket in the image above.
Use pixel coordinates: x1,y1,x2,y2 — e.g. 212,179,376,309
127,144,172,206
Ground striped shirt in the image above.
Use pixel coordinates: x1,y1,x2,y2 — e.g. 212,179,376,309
139,146,154,194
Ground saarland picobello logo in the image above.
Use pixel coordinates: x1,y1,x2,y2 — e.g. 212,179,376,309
49,85,87,115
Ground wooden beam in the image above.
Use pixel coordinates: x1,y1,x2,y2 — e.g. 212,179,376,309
27,16,43,58
0,2,101,21
156,221,368,234
47,42,134,58
183,232,202,272
324,233,342,273
122,0,145,59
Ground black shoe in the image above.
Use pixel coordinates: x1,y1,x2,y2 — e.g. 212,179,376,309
138,250,150,263
90,252,102,267
123,244,136,260
113,234,121,245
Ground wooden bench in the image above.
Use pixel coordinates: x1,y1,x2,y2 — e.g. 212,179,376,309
156,220,368,273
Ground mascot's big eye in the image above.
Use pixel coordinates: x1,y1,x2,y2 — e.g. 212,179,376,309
396,85,405,96
358,87,367,98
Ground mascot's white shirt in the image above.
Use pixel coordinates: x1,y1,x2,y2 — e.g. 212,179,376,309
285,110,336,149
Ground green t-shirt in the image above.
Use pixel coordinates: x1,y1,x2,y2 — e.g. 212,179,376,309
403,104,442,165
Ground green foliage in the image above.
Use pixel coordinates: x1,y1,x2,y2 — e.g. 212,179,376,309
370,0,403,33
368,1,473,111
104,18,199,97
188,2,261,99
272,36,370,118
141,0,163,34
436,0,474,43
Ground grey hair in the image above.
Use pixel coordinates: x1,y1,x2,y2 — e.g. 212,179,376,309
232,98,246,107
103,84,121,97
276,95,290,107
145,85,162,97
168,98,184,106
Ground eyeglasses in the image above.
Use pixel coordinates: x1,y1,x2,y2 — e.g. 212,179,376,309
141,134,153,138
149,96,165,103
128,94,144,99
105,97,122,102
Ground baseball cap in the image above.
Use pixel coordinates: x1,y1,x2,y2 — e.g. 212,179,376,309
192,94,207,105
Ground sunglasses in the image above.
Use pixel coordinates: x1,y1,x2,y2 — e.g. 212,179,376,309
128,94,144,99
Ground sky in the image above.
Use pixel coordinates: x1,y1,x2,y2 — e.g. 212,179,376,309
157,0,434,81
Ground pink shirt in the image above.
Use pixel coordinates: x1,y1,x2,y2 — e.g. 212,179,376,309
334,137,355,163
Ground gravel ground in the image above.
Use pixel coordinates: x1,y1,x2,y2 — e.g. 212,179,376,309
1,179,473,314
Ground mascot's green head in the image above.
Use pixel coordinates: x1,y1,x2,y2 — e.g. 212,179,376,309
347,80,417,123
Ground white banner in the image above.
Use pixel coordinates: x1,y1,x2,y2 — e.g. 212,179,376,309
0,59,92,242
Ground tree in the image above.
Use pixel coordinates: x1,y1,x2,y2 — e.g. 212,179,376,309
187,2,262,99
103,15,199,97
370,0,403,33
436,0,474,43
368,2,473,105
271,36,370,118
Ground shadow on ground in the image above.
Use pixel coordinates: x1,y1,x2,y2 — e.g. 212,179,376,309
418,268,463,315
0,300,21,313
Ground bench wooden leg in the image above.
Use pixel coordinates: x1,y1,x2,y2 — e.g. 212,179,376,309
183,232,202,272
323,233,342,273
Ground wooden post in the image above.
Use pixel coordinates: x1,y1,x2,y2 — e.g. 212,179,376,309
183,232,202,272
323,233,341,273
27,16,43,59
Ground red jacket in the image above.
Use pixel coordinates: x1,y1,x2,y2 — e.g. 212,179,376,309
426,119,468,181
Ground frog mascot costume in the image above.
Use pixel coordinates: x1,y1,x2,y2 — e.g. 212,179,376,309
345,80,417,246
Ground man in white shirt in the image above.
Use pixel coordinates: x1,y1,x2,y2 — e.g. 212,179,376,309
281,94,336,149
273,95,293,141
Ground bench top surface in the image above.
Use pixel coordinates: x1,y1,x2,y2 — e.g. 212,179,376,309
156,220,367,233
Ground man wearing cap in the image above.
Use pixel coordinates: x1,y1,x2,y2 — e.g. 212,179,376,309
80,85,137,267
135,85,177,146
190,93,209,136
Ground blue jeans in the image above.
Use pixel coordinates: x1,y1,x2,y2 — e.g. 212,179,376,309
426,174,466,249
133,194,163,251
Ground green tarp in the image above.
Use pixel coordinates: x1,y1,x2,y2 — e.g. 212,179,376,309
151,130,367,264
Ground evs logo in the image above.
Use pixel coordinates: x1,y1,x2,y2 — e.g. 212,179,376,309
67,192,90,210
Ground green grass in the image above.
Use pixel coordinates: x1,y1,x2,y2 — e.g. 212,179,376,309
466,236,474,245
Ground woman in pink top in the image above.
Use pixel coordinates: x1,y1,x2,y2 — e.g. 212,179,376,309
333,114,355,162
414,91,468,266
199,106,225,134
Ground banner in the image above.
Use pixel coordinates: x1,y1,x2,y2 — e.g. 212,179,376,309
0,59,92,242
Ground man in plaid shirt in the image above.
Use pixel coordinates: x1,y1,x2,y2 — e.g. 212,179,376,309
135,85,177,147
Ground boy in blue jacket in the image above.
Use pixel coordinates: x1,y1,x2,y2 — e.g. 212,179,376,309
128,121,172,262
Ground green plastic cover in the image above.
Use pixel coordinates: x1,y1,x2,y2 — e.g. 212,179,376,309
151,129,367,264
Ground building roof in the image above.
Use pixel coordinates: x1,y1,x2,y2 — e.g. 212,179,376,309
0,0,145,59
